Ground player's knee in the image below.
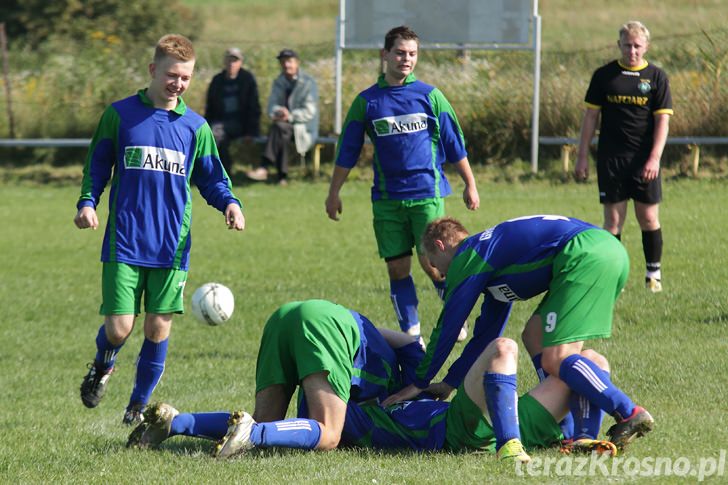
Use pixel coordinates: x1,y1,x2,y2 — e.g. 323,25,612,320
580,349,610,372
491,337,518,358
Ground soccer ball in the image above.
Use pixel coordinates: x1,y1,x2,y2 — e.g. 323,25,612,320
191,283,234,326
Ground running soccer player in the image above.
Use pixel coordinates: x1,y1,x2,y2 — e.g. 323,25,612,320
382,215,654,450
574,20,673,293
75,34,245,425
325,25,479,340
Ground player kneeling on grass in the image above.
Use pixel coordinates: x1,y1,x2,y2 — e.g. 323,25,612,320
75,33,245,426
127,298,421,453
128,337,618,460
385,215,654,450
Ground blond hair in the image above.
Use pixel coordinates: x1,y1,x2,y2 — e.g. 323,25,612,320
154,34,195,64
619,21,650,43
422,217,469,253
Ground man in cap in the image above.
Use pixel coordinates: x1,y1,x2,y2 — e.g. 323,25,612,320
246,49,319,186
205,46,261,175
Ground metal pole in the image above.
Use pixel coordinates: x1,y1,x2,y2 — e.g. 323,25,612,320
530,8,542,174
334,0,346,135
0,23,16,138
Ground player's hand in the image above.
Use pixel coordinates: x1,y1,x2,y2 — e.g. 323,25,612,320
641,157,660,182
381,383,423,407
574,158,589,181
74,206,99,230
463,184,480,210
325,193,342,221
225,203,245,231
426,381,455,401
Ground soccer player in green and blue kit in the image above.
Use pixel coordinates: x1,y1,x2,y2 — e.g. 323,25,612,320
383,215,654,451
75,34,245,425
126,299,425,454
325,26,479,340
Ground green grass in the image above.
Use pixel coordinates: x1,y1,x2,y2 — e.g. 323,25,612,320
0,175,726,483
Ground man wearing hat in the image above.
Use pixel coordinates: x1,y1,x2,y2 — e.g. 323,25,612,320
247,49,319,185
205,47,261,175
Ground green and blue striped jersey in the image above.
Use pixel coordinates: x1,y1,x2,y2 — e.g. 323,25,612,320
335,74,467,201
414,216,599,389
77,90,241,270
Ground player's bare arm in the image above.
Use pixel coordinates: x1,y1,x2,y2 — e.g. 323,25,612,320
575,108,600,181
325,165,352,221
642,113,670,182
225,203,245,231
74,206,99,230
425,381,455,401
381,383,423,407
452,157,480,210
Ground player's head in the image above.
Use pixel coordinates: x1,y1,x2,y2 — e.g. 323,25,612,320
617,21,650,68
384,26,419,52
422,217,469,276
382,26,419,82
148,34,196,108
153,33,196,64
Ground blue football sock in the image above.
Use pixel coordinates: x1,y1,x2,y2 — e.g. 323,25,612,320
250,419,322,449
128,338,168,408
94,324,123,371
531,353,574,440
570,393,604,440
170,412,231,440
432,278,447,301
390,276,419,333
484,373,520,450
559,355,635,420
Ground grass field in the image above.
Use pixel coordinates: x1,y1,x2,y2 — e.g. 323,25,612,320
0,174,726,483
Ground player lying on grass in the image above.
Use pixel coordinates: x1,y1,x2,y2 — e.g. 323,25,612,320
382,215,654,450
126,298,424,453
128,336,619,460
133,299,422,452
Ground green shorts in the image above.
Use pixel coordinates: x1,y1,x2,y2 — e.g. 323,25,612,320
444,386,563,452
372,197,445,259
100,262,187,315
255,300,360,403
536,229,629,347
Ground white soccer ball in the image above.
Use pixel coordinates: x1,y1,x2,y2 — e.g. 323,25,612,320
191,283,234,326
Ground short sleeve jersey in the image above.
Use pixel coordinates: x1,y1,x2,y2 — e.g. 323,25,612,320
335,73,468,201
77,90,240,270
585,60,673,158
413,216,598,389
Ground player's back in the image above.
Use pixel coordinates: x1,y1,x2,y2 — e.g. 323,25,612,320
349,310,403,403
453,215,599,302
341,399,448,451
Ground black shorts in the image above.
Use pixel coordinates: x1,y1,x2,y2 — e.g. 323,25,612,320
596,155,662,204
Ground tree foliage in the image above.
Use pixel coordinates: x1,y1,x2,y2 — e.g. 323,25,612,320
0,0,203,49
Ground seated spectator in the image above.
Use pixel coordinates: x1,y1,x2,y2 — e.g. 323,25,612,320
205,47,261,175
247,49,319,186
